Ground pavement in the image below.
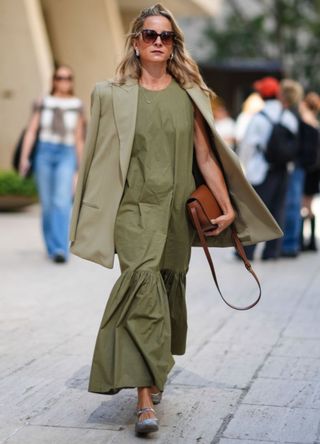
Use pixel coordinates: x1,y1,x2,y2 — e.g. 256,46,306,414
1,202,320,444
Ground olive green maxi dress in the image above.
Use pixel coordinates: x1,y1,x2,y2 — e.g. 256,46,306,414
88,79,196,394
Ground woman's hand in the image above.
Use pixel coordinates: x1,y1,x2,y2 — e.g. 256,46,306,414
19,157,31,177
193,105,236,237
206,208,236,237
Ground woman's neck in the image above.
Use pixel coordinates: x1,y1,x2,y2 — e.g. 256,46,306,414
52,92,73,98
139,63,171,90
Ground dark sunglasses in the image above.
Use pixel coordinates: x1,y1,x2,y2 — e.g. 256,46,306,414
55,75,73,81
141,29,175,45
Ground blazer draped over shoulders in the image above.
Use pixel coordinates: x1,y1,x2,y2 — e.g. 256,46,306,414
70,78,282,269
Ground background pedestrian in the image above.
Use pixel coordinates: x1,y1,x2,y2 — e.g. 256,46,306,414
19,64,86,263
238,77,299,260
212,99,236,149
235,92,264,151
300,91,320,252
280,80,305,257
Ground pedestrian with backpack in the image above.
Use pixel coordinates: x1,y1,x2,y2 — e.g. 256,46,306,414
238,77,300,260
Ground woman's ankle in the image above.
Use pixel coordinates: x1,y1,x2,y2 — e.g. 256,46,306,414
137,386,153,406
149,385,161,394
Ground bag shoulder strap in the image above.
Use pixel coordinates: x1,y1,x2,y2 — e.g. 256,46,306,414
256,110,279,154
260,109,285,125
189,205,261,311
259,110,272,123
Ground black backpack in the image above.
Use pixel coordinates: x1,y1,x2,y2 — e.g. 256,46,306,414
259,111,300,167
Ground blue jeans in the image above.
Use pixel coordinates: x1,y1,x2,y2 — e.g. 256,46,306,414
34,141,76,259
282,167,305,254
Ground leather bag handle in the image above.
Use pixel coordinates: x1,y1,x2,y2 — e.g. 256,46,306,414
189,204,261,311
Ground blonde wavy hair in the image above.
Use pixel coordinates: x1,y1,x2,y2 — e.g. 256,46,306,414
114,3,213,97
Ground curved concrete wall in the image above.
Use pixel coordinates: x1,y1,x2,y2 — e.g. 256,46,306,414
0,0,53,169
41,0,124,106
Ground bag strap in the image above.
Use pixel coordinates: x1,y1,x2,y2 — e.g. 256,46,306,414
256,110,279,156
259,110,273,124
189,206,261,311
260,109,285,126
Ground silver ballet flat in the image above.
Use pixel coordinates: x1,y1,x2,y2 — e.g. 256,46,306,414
135,407,159,435
151,391,163,405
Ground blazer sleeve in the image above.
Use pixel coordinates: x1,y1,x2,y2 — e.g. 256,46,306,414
70,85,101,242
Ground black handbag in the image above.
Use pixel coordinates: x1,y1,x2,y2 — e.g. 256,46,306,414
12,128,40,177
13,99,43,177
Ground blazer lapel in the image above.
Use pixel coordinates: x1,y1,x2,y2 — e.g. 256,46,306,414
112,79,139,185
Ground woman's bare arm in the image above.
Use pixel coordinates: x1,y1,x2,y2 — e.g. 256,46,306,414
72,113,86,193
193,106,235,236
74,113,86,168
19,99,42,176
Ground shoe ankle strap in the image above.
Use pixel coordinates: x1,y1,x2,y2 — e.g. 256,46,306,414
136,407,156,416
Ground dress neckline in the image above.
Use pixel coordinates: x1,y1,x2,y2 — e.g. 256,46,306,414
139,78,175,93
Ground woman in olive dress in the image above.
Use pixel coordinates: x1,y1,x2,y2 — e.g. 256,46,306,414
85,4,235,435
71,3,283,437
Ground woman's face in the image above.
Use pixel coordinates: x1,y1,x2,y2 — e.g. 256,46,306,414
53,67,74,95
134,15,174,65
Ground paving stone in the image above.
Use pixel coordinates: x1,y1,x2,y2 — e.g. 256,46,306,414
4,424,115,444
0,421,24,443
211,314,286,346
244,377,320,409
0,354,93,423
259,356,320,381
28,389,136,431
289,288,320,318
282,319,320,339
223,404,319,443
172,343,264,389
271,337,320,359
219,439,277,444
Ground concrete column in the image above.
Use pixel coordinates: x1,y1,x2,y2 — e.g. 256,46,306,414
41,0,125,110
104,0,126,62
0,0,53,169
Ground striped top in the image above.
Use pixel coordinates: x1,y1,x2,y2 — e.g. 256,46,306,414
35,95,84,146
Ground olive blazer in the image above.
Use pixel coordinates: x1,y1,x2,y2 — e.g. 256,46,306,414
70,78,282,268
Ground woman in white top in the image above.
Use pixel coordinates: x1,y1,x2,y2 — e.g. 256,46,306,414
212,100,236,149
19,65,86,263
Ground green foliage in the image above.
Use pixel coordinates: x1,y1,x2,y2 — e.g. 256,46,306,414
204,14,268,60
0,171,38,197
203,0,320,90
